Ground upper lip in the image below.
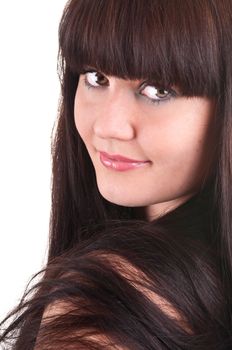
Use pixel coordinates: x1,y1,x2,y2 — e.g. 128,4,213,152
100,151,150,163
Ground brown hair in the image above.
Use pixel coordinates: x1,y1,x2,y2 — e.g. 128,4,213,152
1,0,232,348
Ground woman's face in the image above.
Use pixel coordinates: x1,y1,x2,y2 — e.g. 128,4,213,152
74,69,215,219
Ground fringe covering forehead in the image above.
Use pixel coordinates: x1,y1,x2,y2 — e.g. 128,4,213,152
59,0,224,97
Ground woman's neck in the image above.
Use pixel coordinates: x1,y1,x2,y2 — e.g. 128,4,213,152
146,193,196,221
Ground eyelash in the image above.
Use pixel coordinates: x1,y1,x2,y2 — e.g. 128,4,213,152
82,70,177,105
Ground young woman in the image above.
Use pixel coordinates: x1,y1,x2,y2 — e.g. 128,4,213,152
1,0,232,348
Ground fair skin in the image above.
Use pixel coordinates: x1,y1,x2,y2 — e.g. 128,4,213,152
74,68,215,220
36,69,214,346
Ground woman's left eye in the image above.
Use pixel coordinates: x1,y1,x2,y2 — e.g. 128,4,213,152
139,84,176,104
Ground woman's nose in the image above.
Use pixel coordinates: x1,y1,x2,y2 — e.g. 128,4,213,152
93,92,136,141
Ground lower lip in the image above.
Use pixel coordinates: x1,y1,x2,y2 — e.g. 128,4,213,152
99,152,151,171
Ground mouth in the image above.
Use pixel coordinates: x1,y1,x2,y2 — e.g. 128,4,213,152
99,151,151,171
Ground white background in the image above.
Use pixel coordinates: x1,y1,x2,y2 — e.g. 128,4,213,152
0,1,67,321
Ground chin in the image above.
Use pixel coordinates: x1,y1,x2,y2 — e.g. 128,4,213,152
97,187,133,207
97,185,153,208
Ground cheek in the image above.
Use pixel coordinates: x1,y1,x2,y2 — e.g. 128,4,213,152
74,91,93,142
140,105,213,176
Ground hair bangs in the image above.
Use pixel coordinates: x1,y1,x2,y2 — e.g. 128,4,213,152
59,0,223,97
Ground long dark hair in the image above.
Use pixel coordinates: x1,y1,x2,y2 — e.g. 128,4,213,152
1,0,232,348
1,221,230,349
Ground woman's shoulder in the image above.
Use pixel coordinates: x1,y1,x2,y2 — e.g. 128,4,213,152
34,252,192,349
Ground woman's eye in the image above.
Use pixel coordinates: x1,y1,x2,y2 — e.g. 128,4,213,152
140,84,175,104
82,71,177,105
84,71,109,89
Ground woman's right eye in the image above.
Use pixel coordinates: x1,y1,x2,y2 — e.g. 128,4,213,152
84,71,109,89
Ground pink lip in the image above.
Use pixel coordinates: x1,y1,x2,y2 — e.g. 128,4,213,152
99,151,151,171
